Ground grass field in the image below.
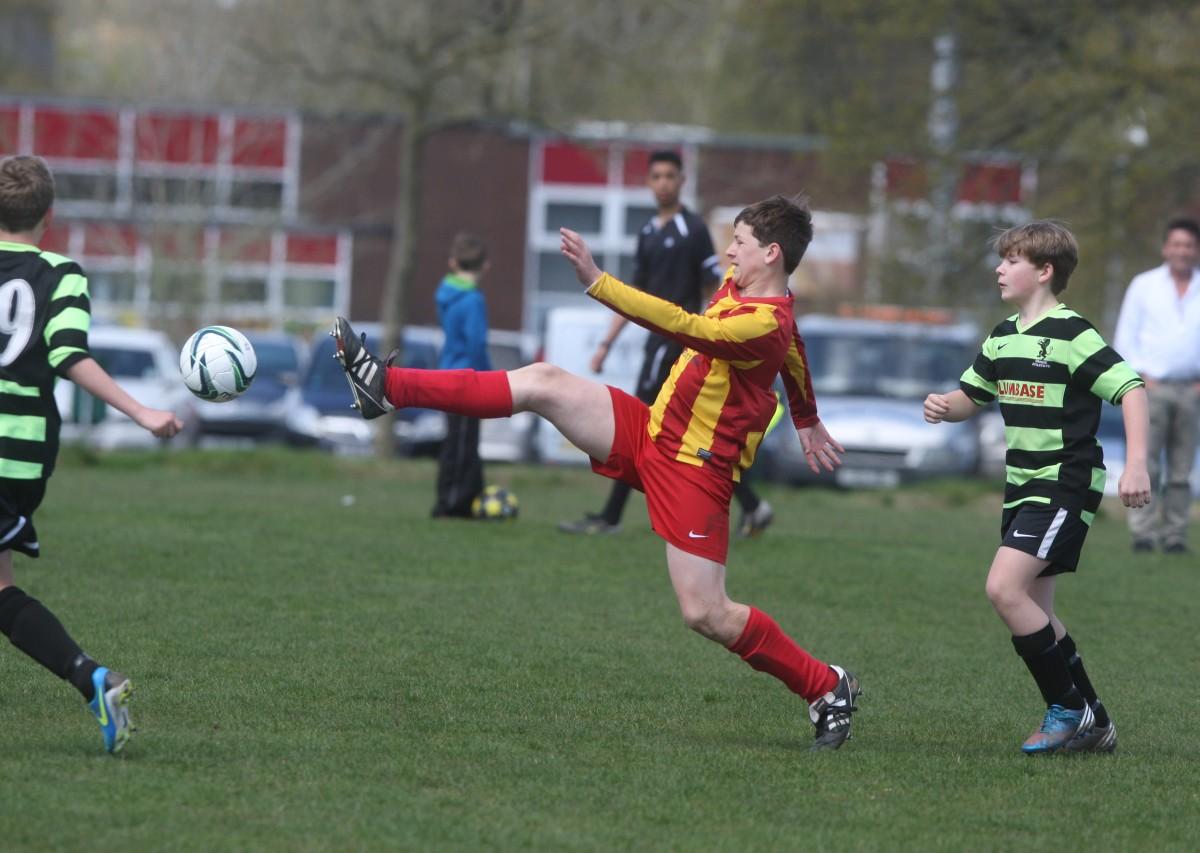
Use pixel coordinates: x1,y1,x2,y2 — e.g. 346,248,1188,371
1,447,1197,851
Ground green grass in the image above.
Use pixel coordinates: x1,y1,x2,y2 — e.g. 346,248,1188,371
1,448,1197,851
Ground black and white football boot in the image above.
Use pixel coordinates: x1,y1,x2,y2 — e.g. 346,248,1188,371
331,317,395,420
808,665,861,751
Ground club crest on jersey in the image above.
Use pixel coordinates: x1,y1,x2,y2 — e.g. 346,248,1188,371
1033,337,1053,367
998,379,1047,404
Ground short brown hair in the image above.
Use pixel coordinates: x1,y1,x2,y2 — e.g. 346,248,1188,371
734,194,813,274
450,232,487,273
0,155,55,233
993,220,1078,295
1163,216,1200,244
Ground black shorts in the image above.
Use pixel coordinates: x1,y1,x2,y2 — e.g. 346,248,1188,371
1000,503,1088,577
635,339,684,404
0,479,45,559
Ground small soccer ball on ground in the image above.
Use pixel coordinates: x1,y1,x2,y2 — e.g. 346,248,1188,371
472,485,519,521
179,326,257,402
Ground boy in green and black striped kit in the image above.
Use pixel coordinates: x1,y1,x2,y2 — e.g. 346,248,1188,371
924,221,1150,754
0,155,184,753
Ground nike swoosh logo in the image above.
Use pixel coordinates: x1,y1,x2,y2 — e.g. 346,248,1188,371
688,531,709,539
95,692,109,726
1012,531,1037,538
997,343,1008,350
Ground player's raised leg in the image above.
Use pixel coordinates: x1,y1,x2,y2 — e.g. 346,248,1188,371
506,362,615,462
665,544,859,751
333,317,616,462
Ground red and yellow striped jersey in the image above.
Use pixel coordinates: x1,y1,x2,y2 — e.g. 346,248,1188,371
587,271,817,481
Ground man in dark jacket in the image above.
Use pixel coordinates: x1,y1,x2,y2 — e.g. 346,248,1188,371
432,233,492,517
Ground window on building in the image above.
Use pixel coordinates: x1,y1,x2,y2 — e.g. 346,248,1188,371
536,251,583,293
221,276,268,304
55,172,119,204
133,176,218,207
229,180,284,210
283,277,334,308
544,202,602,235
150,270,205,304
88,271,137,303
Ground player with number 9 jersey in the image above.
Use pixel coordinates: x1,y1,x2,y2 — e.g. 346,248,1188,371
0,154,185,755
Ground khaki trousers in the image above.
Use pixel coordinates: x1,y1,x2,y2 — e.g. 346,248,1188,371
1127,381,1199,547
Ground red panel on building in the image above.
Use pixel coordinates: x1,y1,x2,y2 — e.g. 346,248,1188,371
34,107,119,161
621,145,677,186
84,224,139,258
136,114,220,165
541,141,608,185
219,228,272,263
885,157,927,200
286,233,338,265
959,161,1022,205
39,221,71,254
0,107,19,155
232,118,287,168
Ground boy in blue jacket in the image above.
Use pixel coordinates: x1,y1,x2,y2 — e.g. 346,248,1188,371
432,233,493,517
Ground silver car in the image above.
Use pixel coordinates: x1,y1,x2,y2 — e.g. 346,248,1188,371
759,314,981,487
55,326,198,450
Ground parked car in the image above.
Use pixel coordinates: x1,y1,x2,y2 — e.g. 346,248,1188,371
287,325,443,456
758,313,981,487
287,325,538,460
195,331,307,444
56,326,198,450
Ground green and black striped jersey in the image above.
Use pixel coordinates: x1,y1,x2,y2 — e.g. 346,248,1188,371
0,241,91,481
960,305,1143,524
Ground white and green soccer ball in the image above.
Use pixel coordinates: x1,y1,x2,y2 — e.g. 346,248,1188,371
471,485,519,521
179,325,257,402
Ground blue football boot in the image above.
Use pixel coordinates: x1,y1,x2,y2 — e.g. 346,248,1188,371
88,667,134,754
1021,703,1093,754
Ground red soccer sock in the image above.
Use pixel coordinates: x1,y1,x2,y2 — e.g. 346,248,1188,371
384,368,513,418
728,606,838,701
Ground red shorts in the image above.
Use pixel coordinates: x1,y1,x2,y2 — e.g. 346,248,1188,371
591,386,733,562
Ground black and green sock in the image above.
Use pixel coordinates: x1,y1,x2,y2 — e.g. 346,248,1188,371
1011,623,1085,710
1058,633,1110,727
0,586,97,701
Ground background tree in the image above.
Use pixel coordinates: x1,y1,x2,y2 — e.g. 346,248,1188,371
716,0,1200,328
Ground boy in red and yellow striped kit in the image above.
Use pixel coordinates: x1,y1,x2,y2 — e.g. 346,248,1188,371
334,195,863,750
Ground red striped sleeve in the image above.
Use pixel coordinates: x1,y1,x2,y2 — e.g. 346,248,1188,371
588,273,788,362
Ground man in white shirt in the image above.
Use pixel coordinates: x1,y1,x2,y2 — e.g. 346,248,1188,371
1113,217,1200,554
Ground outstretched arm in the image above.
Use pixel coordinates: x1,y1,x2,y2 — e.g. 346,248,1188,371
65,358,183,438
561,229,786,362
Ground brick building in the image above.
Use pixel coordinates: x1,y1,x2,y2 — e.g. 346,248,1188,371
1,95,1028,339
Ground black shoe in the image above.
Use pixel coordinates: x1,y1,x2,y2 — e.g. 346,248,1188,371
737,500,774,538
1132,539,1155,553
331,317,395,420
1163,542,1189,555
808,665,861,751
557,513,622,535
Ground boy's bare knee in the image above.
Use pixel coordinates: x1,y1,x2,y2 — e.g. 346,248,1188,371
678,599,730,641
512,362,565,409
985,576,1019,611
